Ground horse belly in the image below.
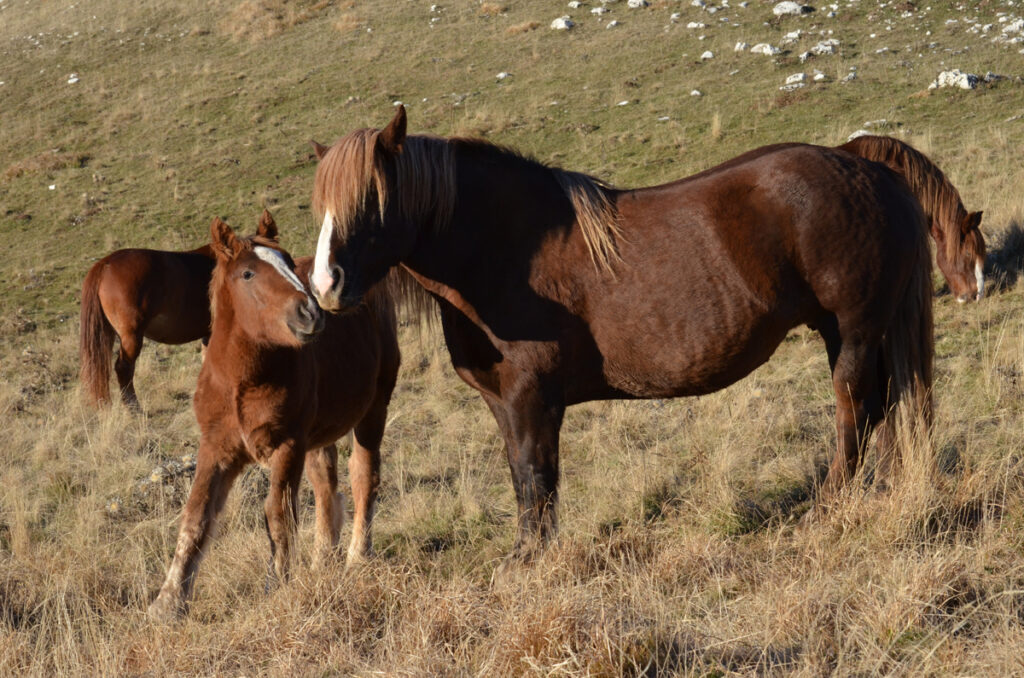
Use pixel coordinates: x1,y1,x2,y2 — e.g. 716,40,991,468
144,311,207,344
597,292,798,399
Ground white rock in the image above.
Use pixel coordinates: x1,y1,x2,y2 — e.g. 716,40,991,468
551,15,575,29
1004,18,1024,33
848,129,872,140
692,0,706,6
691,89,703,96
842,71,857,82
782,29,802,42
773,1,814,16
592,6,609,14
627,0,648,7
617,100,630,106
607,19,620,27
929,69,979,90
496,71,511,80
779,82,806,91
670,12,682,21
67,73,79,84
785,72,806,84
810,38,839,55
734,41,749,50
687,21,706,28
813,71,828,81
701,50,715,59
48,184,56,190
568,0,583,7
750,43,782,55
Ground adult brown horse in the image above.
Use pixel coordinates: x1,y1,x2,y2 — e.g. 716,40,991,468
840,135,986,302
79,231,231,409
310,107,933,561
148,213,400,620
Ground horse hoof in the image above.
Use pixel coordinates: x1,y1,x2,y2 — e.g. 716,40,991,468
147,595,182,622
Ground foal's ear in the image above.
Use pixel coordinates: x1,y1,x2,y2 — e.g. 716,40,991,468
377,105,407,155
257,209,279,242
929,219,944,243
963,210,984,233
210,217,241,261
311,140,329,160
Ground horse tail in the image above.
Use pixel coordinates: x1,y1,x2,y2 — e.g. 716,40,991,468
79,261,115,405
881,205,934,458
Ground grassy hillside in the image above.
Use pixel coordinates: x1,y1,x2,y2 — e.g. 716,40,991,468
2,0,1024,674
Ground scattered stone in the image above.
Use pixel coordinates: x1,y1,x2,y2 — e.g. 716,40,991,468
701,50,715,60
687,21,706,28
551,15,575,29
735,41,749,50
617,99,630,106
929,69,979,90
592,6,609,14
750,43,782,55
692,0,706,6
627,0,648,7
568,0,583,7
984,71,1007,82
1004,18,1024,34
773,1,814,16
496,71,511,80
813,70,828,81
691,89,703,96
842,70,857,82
785,72,807,84
781,29,803,44
67,73,79,84
779,82,806,91
670,12,681,21
607,19,620,27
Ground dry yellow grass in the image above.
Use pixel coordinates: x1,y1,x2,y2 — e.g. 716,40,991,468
3,0,1024,673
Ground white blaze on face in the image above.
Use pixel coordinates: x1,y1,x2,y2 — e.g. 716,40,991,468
312,210,337,297
254,246,306,293
975,260,985,300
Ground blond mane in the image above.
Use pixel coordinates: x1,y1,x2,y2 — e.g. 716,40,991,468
311,131,624,316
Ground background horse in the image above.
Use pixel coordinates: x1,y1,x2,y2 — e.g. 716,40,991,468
148,213,400,620
839,135,986,302
309,107,933,561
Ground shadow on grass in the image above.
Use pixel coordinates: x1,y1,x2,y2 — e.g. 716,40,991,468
625,630,806,677
986,219,1024,293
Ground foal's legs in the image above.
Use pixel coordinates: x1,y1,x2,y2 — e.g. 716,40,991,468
489,385,564,560
264,442,306,586
304,444,342,569
148,446,245,620
347,408,388,564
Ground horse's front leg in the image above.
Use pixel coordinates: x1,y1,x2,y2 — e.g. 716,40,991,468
148,443,244,620
488,386,564,562
264,440,306,587
304,443,343,570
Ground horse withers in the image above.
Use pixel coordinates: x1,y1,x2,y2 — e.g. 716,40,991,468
310,107,934,562
148,213,400,621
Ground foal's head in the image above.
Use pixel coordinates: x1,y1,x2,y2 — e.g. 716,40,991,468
932,210,986,303
210,211,324,346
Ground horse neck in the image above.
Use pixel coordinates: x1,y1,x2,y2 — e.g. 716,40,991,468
404,148,573,288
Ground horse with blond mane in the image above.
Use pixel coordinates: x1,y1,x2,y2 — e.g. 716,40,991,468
840,135,985,302
149,212,399,620
310,107,933,562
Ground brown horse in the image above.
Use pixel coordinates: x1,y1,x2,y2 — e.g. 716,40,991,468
839,135,986,302
80,241,218,410
310,107,933,561
148,213,400,620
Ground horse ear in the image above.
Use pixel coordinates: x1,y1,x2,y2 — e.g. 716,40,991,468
930,220,944,244
210,217,240,261
963,210,983,233
377,105,407,155
311,140,329,160
257,209,279,242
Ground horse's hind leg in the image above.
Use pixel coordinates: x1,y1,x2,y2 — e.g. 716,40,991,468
872,355,899,490
819,329,886,503
148,446,245,620
114,328,143,412
304,443,342,569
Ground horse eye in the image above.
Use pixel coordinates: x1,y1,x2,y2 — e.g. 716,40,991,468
242,270,255,280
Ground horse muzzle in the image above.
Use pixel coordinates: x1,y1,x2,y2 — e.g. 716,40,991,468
289,298,325,343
